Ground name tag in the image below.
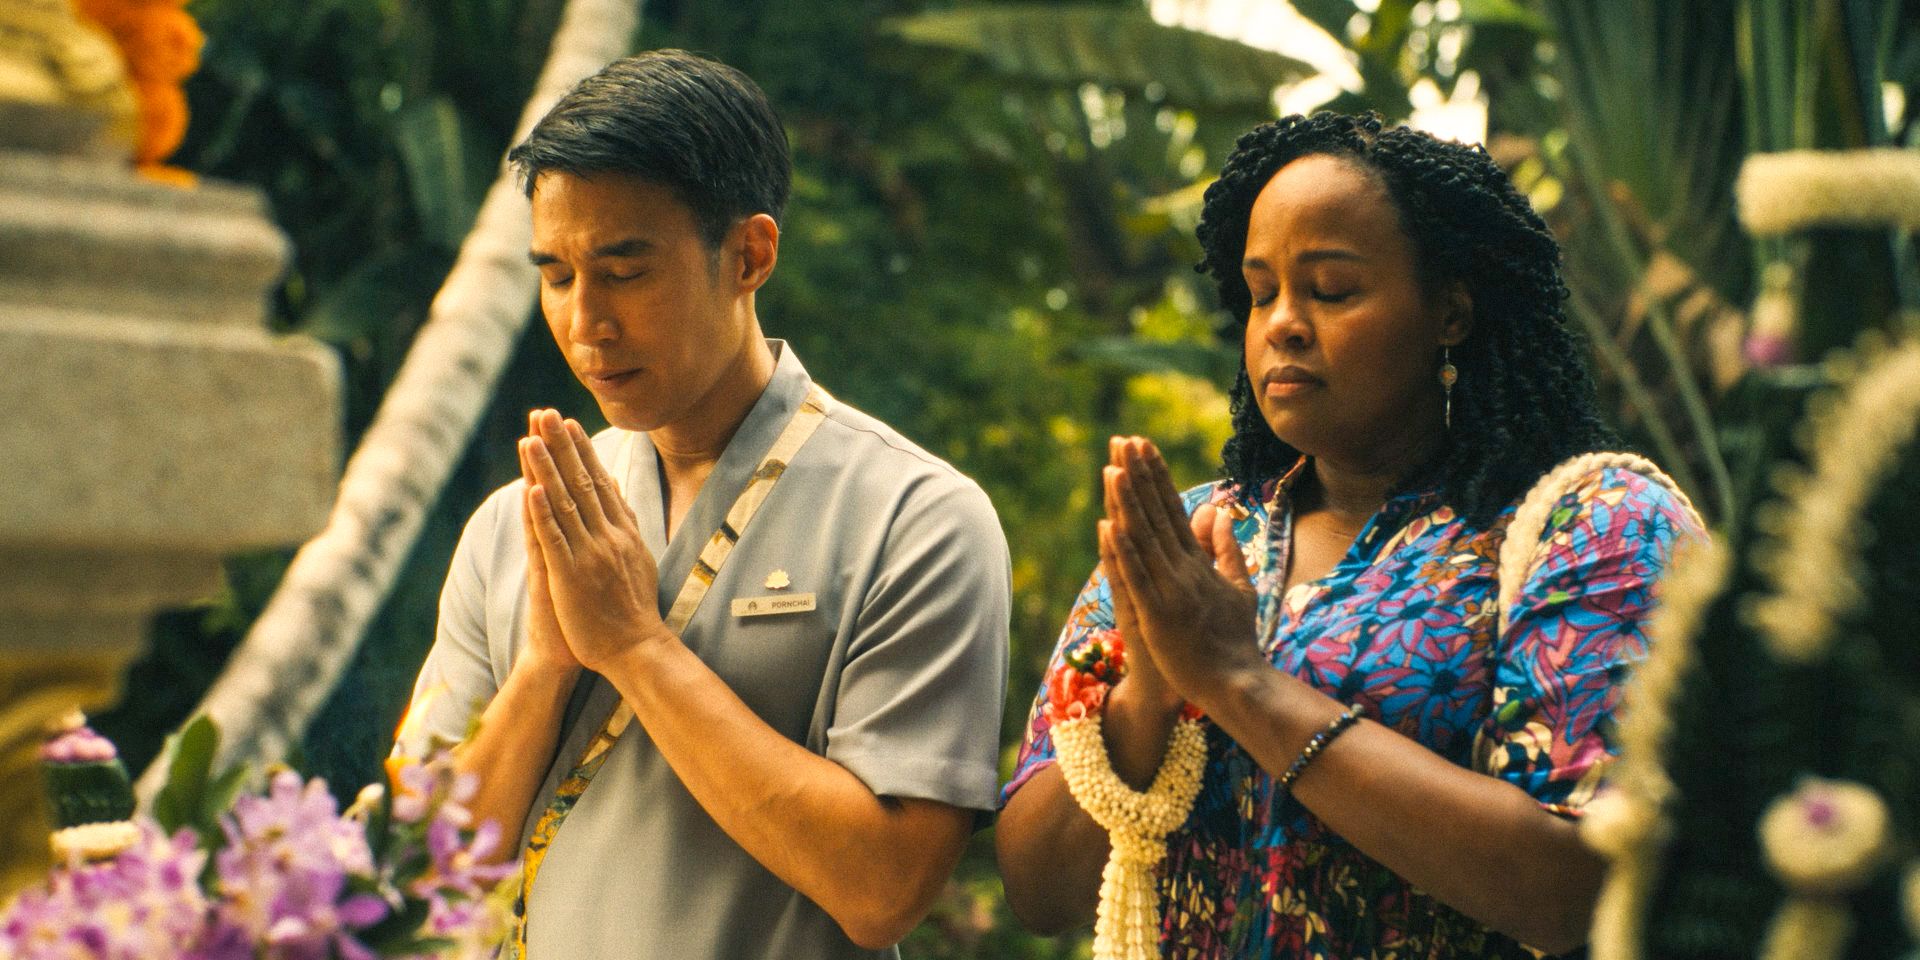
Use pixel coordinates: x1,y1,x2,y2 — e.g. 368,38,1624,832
732,593,817,618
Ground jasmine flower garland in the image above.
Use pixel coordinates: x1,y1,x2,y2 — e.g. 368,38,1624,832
1585,339,1920,958
39,715,141,863
1046,628,1207,960
1742,340,1920,959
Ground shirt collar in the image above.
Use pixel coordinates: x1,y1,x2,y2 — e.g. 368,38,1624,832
618,338,815,562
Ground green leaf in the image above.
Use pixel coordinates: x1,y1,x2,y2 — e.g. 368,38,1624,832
1355,0,1415,60
1075,336,1238,382
152,716,218,834
1458,0,1549,32
1288,0,1358,41
1541,0,1746,520
393,97,493,250
300,248,451,345
200,764,251,836
880,5,1315,112
149,788,187,835
361,788,393,862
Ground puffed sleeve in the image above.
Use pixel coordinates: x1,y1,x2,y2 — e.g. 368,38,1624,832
1473,466,1706,815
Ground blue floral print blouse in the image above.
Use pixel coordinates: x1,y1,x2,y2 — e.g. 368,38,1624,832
1004,464,1704,959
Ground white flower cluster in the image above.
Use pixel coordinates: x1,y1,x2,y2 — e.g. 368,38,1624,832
1737,149,1920,236
1759,778,1891,895
1755,778,1893,960
1902,864,1920,943
1758,899,1853,960
1581,344,1920,960
1054,714,1208,960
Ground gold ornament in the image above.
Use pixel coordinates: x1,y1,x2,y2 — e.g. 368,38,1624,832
0,0,138,154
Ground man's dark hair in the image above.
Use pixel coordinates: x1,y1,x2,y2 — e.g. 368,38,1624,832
508,49,792,246
1195,111,1617,524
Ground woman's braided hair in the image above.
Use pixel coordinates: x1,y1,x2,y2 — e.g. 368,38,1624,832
1197,112,1615,524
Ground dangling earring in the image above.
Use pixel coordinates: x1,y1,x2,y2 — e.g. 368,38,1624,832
1439,346,1458,429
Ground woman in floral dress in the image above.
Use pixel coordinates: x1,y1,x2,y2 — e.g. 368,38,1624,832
996,112,1704,959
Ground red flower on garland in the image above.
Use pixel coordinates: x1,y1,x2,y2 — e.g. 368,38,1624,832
1044,665,1107,724
1042,628,1206,725
1044,629,1125,724
1052,629,1121,721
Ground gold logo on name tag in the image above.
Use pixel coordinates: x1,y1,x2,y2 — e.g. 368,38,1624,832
732,593,817,617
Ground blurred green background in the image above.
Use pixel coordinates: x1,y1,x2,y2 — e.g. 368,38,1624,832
90,0,1917,955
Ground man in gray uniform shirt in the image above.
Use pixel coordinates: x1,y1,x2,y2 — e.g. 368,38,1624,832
394,50,1010,959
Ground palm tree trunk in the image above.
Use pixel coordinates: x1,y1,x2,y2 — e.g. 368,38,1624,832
136,0,644,798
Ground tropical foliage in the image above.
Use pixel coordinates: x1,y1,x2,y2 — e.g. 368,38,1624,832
87,0,1919,955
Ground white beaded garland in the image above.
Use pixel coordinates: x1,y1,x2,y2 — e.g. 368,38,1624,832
1054,714,1208,960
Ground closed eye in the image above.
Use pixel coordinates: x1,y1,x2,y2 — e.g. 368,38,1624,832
1311,288,1353,303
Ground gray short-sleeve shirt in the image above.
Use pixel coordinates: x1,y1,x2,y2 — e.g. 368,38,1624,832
397,343,1010,959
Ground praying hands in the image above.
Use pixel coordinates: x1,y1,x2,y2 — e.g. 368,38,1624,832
516,408,671,674
1098,435,1260,711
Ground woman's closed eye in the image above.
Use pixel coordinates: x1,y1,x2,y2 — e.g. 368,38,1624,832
1250,287,1351,307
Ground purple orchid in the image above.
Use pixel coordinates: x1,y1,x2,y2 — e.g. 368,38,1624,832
257,869,388,960
220,770,377,879
183,920,254,960
15,735,522,960
39,724,118,764
0,823,209,960
213,770,387,959
403,789,515,948
390,755,477,827
415,817,512,903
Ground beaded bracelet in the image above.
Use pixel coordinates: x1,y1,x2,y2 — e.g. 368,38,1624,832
1277,703,1364,791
